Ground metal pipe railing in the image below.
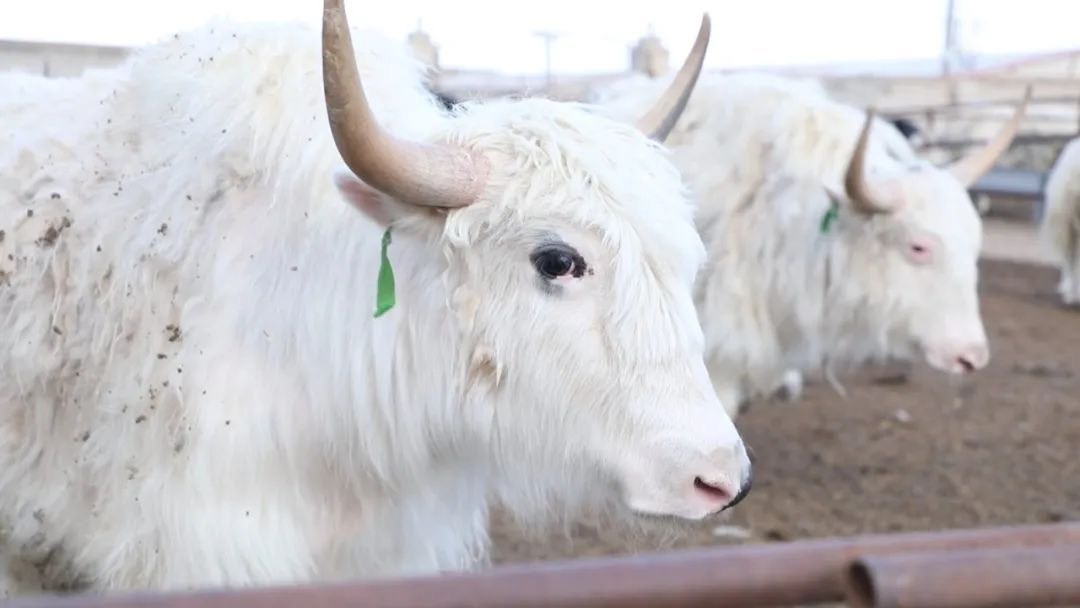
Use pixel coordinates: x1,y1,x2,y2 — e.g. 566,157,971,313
845,544,1080,608
6,522,1079,608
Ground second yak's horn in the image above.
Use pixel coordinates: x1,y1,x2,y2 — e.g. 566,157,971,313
635,14,711,142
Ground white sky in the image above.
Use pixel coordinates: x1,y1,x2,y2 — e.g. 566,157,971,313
2,0,1078,74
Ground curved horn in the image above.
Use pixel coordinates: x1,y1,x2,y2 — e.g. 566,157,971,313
635,14,711,142
844,108,900,215
322,0,487,208
948,86,1032,187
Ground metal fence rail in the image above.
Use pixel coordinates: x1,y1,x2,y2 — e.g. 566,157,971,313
968,167,1048,201
6,522,1079,608
847,544,1080,608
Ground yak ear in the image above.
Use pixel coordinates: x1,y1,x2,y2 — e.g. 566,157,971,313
334,169,402,228
335,169,451,230
824,183,845,204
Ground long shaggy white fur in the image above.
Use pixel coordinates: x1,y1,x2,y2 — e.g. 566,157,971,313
1,19,745,595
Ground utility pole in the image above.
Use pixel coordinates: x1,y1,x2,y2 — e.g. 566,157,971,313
943,0,960,105
533,30,560,90
942,0,957,76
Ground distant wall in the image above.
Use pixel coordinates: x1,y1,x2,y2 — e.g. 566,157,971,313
4,36,1076,172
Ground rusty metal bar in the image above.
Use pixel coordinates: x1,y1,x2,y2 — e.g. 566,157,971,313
6,522,1079,608
845,544,1080,608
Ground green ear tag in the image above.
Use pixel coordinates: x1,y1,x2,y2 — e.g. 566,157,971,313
819,200,840,234
373,227,396,318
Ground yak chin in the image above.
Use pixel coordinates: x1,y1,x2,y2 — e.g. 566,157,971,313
490,460,720,552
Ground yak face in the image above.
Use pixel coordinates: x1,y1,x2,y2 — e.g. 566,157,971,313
322,2,749,522
878,165,988,374
826,97,1028,378
832,160,989,376
336,99,751,522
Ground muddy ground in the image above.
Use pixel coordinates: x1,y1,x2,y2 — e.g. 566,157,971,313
491,258,1080,564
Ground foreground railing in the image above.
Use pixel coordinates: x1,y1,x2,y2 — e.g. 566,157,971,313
6,522,1080,608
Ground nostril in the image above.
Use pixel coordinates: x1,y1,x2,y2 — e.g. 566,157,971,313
957,356,976,373
693,476,732,502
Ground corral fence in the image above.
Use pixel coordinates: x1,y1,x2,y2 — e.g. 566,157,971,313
882,93,1080,209
6,522,1080,608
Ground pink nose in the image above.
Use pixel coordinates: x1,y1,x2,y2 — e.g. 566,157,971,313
695,473,753,512
694,476,737,504
693,468,753,512
955,343,990,373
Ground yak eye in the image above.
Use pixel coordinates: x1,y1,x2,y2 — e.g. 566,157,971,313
530,246,585,280
905,239,934,265
535,250,575,279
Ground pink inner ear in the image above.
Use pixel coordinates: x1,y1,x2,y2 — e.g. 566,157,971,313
334,171,392,226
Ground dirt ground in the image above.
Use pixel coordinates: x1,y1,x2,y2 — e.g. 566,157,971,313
490,257,1080,564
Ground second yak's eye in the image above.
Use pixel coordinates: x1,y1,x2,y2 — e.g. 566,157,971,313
906,238,934,265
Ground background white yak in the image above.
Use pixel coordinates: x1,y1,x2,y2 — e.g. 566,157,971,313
594,73,1027,414
1040,137,1080,305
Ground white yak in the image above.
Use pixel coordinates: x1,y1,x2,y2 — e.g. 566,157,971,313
594,73,1028,414
1040,137,1080,305
0,4,751,595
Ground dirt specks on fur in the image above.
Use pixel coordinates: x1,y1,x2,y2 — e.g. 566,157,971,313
165,324,182,342
35,218,72,248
